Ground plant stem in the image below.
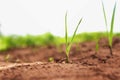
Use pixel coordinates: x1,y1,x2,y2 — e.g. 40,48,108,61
66,55,69,63
108,45,113,56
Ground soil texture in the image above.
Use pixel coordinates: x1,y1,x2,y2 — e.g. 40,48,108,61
0,37,120,80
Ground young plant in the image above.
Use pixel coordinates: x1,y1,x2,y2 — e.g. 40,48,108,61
48,57,54,62
101,1,116,56
65,12,82,63
4,54,10,62
95,40,99,54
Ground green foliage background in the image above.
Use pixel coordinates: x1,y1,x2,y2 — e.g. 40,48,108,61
0,32,120,51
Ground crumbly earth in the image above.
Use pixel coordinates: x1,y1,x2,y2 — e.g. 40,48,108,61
0,37,120,80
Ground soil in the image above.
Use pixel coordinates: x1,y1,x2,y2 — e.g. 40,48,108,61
0,37,120,80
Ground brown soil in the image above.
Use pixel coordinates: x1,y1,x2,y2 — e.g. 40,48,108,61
0,37,120,80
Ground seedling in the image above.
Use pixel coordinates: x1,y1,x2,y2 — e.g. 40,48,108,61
95,34,100,54
4,54,10,62
101,1,116,56
48,57,54,62
65,12,82,63
95,40,99,54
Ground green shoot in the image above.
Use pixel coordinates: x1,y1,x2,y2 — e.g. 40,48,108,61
65,12,82,63
101,1,116,56
101,1,108,35
4,54,10,62
95,40,99,53
95,33,99,54
109,2,116,47
48,57,54,62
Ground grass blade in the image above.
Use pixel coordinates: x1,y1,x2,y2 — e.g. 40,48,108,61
66,18,82,58
109,2,116,47
71,18,83,43
101,0,108,35
65,12,68,46
65,12,69,61
64,12,82,62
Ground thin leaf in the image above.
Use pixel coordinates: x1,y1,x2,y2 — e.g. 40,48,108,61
65,12,68,46
95,41,99,52
109,2,116,47
71,18,82,43
66,18,82,56
64,12,82,62
101,0,108,35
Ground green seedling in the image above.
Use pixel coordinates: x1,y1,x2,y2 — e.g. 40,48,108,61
95,40,99,54
65,12,82,63
95,34,99,54
4,54,10,62
101,1,116,56
48,57,54,62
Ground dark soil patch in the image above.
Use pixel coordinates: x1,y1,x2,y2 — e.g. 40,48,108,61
0,37,120,80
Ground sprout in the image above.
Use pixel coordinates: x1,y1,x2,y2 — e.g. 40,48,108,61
95,40,99,53
65,12,82,63
48,57,54,62
4,54,10,62
101,1,117,56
